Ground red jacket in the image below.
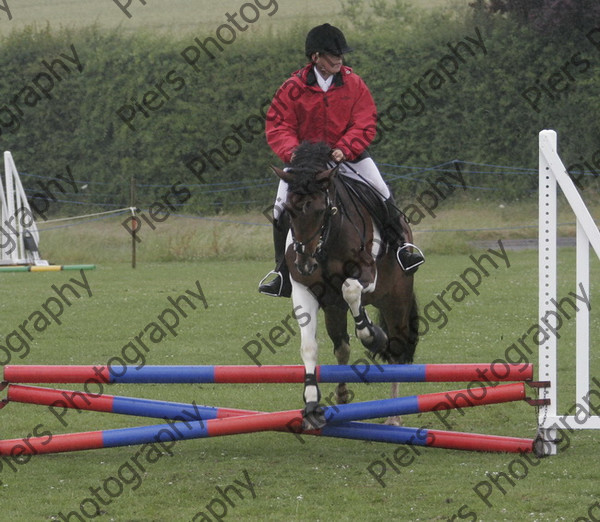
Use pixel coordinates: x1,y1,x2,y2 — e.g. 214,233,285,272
265,64,377,163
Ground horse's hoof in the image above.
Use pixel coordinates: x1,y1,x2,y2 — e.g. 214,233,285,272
384,416,403,427
335,385,350,404
360,324,388,355
302,402,326,430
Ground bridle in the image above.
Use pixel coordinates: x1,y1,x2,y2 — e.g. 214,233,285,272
291,190,338,260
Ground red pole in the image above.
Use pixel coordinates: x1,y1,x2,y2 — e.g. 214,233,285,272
2,363,534,384
1,385,535,455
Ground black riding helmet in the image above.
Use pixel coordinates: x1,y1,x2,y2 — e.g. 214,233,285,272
305,23,353,57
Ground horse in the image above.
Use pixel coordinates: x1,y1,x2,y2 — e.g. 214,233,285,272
272,141,419,428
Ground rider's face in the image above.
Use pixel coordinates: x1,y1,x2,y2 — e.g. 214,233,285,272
313,52,343,78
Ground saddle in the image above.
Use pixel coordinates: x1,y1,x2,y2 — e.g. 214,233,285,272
333,174,423,275
336,175,405,241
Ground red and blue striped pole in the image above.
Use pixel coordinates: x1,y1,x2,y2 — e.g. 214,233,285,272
0,383,534,455
6,384,257,420
3,363,533,384
0,416,534,455
321,423,534,453
6,382,528,420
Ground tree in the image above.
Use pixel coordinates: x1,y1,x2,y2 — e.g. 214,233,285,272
470,0,600,35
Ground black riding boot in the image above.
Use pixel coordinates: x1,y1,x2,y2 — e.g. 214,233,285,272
258,214,292,297
383,198,425,275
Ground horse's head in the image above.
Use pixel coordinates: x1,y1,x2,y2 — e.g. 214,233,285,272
272,142,339,276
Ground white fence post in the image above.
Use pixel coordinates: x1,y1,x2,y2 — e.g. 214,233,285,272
537,130,600,456
0,151,45,266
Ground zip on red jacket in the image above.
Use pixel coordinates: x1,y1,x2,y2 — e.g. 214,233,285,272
265,63,378,163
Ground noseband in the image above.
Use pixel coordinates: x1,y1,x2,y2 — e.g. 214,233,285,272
291,191,338,260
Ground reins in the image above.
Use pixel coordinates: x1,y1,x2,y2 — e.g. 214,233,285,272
291,190,338,259
334,174,369,252
290,172,375,260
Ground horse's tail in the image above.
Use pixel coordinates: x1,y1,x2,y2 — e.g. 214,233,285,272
376,294,420,364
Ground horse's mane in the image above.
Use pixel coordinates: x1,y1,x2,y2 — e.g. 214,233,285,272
286,142,333,195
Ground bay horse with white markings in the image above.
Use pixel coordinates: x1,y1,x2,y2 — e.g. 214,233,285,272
272,142,419,427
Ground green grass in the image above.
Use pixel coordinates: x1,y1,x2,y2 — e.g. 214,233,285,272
1,240,599,520
35,196,595,265
0,0,459,37
2,2,598,519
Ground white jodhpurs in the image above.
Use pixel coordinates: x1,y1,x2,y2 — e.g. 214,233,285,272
272,157,390,220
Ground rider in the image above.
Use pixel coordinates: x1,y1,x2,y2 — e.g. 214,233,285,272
259,23,424,297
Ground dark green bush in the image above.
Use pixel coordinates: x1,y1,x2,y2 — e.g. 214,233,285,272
0,7,598,216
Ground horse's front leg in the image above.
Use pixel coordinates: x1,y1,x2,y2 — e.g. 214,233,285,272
290,279,325,428
342,278,388,355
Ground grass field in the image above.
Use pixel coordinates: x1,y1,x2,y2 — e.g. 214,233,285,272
1,218,599,520
33,195,595,265
0,0,458,37
2,1,599,519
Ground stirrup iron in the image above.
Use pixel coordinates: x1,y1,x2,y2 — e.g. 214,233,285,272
258,270,283,297
396,243,425,272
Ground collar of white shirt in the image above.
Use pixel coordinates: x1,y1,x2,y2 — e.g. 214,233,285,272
313,66,334,92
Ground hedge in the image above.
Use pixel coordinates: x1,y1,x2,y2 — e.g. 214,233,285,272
0,10,598,216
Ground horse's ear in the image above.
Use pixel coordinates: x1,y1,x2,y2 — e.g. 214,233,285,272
271,165,294,184
315,166,339,187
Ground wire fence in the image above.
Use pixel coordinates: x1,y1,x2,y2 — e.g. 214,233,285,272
18,159,600,236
